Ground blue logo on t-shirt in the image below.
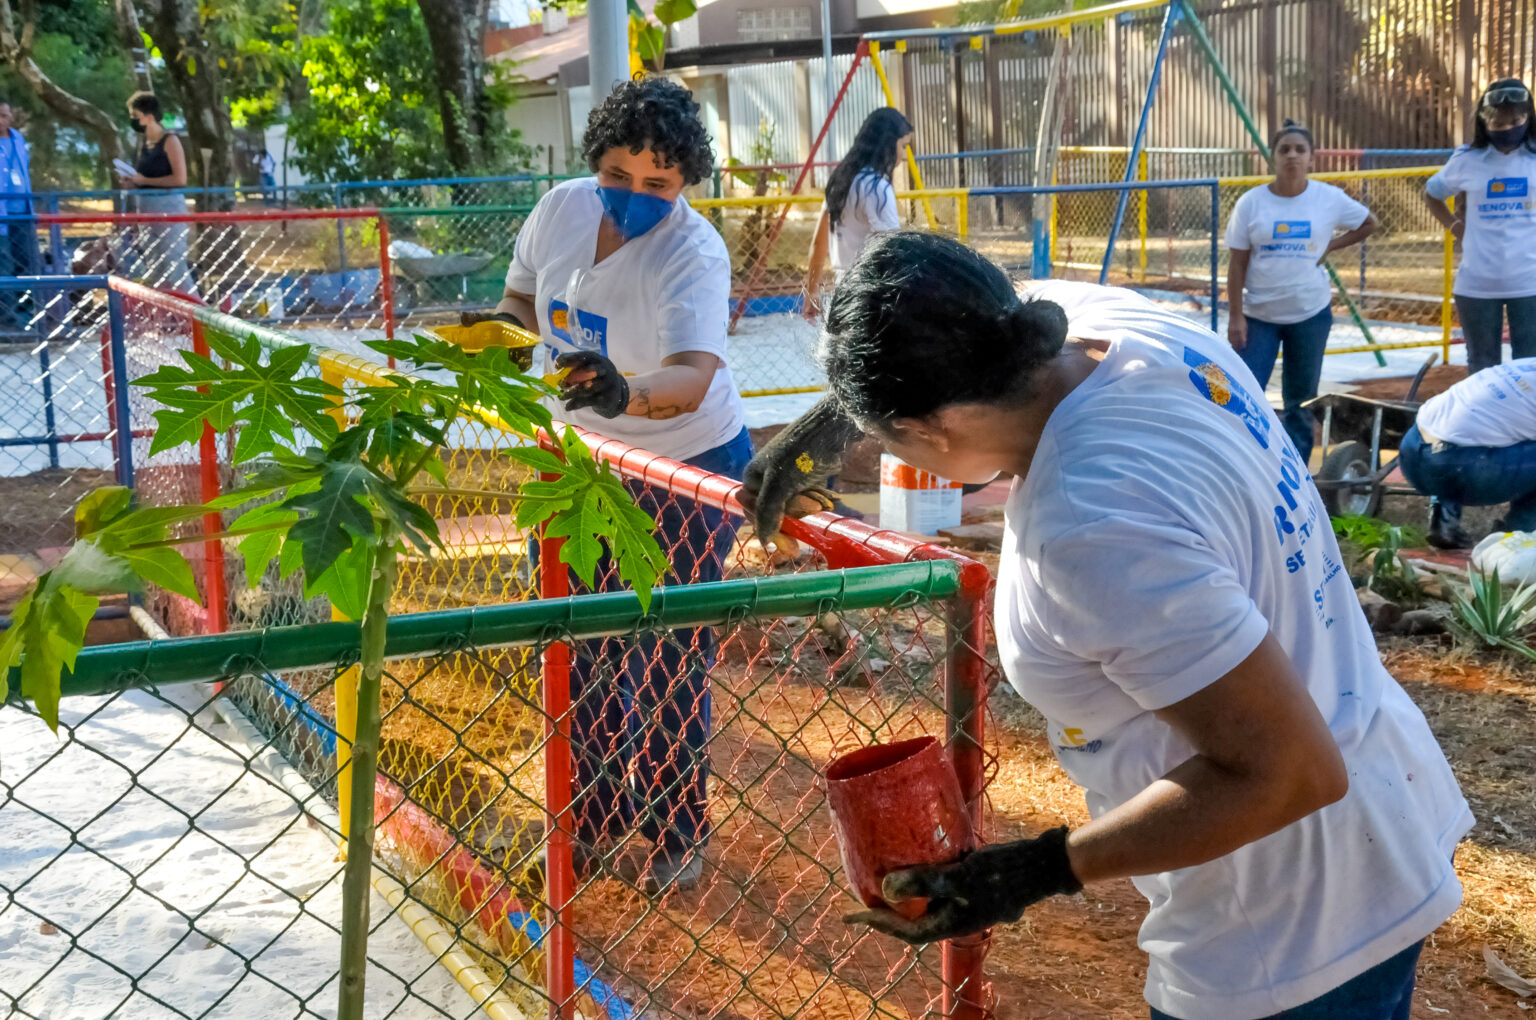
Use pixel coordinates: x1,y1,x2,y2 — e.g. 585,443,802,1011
548,299,609,355
1272,220,1311,239
1488,177,1528,198
1182,348,1271,448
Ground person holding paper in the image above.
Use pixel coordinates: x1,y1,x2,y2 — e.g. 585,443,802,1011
119,91,196,295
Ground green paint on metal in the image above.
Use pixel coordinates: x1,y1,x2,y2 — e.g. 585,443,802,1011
8,562,961,702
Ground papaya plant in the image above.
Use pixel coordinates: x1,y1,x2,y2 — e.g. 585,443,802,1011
0,327,667,1020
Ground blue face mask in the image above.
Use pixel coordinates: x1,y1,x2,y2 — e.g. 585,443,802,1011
596,185,673,240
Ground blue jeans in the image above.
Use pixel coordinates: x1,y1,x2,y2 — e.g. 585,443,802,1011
550,427,752,855
1454,294,1536,374
0,216,36,329
1151,940,1422,1020
1399,425,1536,531
1238,307,1333,465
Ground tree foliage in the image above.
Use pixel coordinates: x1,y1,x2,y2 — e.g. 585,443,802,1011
288,0,531,182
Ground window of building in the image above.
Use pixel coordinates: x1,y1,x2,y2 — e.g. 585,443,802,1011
737,7,813,42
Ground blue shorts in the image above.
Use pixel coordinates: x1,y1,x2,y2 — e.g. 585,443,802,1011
1150,940,1423,1020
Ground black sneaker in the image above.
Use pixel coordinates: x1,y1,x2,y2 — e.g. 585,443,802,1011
1427,519,1473,550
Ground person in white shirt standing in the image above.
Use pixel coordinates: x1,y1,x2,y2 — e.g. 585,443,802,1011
1420,78,1536,546
1399,357,1536,537
801,106,912,321
743,232,1471,1020
492,76,750,893
1225,120,1378,464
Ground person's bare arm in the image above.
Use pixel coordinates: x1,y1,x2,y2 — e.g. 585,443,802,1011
496,287,538,328
1319,212,1380,264
1226,247,1251,351
1423,192,1465,242
803,209,831,320
559,349,720,420
1064,631,1348,884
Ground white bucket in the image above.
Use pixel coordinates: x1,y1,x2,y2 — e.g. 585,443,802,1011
879,454,962,535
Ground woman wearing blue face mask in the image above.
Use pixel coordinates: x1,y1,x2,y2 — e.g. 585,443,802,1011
499,76,750,893
1421,78,1536,546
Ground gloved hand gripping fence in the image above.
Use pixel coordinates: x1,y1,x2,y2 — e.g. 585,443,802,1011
738,396,866,540
844,827,1082,944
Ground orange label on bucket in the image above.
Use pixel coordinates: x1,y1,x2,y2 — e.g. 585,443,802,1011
880,460,964,491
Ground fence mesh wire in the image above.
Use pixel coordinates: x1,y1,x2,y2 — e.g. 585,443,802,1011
0,285,999,1018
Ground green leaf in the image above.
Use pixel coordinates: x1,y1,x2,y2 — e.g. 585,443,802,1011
132,331,342,464
546,486,607,586
4,582,99,732
75,486,133,538
284,458,380,583
50,541,141,595
635,22,666,64
308,538,371,621
118,547,202,603
653,0,696,25
506,446,569,477
230,500,299,587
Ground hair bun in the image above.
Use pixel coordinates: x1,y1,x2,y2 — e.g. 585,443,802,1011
1002,298,1069,365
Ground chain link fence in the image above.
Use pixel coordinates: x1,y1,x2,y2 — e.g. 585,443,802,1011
0,278,1000,1017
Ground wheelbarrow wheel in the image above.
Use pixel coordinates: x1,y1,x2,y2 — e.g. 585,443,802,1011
1317,440,1381,518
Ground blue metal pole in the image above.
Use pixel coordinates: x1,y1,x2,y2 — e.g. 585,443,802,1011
333,183,349,327
1210,182,1220,332
37,327,59,469
106,288,133,487
1100,0,1181,285
1359,152,1369,298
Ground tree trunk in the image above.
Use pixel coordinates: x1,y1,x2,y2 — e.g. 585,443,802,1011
139,0,236,210
114,0,153,93
0,0,122,182
416,0,493,174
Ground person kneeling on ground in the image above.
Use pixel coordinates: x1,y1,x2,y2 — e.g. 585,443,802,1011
1399,357,1536,548
486,75,749,894
743,232,1472,1020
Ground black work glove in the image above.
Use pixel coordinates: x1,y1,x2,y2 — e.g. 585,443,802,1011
738,396,865,539
555,350,630,419
844,827,1081,945
459,310,534,371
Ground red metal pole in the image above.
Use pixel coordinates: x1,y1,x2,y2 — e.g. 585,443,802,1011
537,492,575,1020
943,572,993,1020
728,42,868,331
191,318,230,637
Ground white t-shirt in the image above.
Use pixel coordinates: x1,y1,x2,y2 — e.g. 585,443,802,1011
1417,356,1536,447
1426,145,1536,298
829,170,900,271
1224,181,1369,324
996,280,1472,1020
506,178,746,461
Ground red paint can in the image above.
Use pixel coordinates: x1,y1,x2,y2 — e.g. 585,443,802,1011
825,736,975,919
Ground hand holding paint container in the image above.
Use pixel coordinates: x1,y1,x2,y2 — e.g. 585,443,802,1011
824,736,975,919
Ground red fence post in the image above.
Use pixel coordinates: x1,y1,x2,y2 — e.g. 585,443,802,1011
942,563,994,1020
537,493,575,1020
191,318,229,637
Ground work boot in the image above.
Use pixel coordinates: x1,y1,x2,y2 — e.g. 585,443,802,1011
1427,500,1472,550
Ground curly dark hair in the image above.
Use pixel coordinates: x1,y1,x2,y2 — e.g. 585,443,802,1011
581,77,714,185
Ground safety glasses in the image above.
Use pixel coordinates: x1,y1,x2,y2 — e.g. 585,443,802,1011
1481,85,1531,109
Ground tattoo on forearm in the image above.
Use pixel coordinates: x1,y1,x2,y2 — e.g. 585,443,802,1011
629,385,697,420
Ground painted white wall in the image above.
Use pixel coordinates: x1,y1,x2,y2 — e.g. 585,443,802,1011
507,92,574,170
262,123,309,187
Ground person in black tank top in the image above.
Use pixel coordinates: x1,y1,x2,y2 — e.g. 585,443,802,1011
119,91,195,293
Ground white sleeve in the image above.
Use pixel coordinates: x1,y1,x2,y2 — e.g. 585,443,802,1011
868,176,901,232
1425,154,1464,201
1331,184,1371,230
505,188,555,295
1037,517,1270,710
656,245,732,360
1224,191,1254,251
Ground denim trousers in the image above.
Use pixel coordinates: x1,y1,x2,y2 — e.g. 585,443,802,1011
1399,425,1536,531
1237,306,1333,465
1150,940,1423,1020
1454,294,1536,374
